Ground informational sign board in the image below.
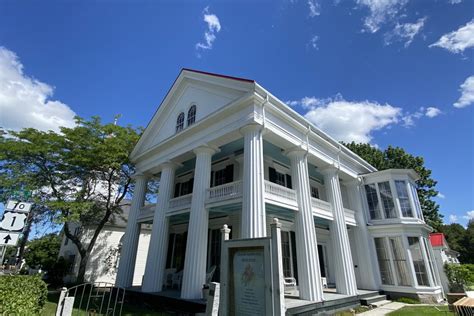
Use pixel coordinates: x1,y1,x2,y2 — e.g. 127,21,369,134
0,231,20,246
221,239,274,316
0,211,28,232
5,200,32,213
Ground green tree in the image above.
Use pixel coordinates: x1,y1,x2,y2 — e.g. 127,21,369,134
23,234,61,271
0,117,141,283
343,142,443,230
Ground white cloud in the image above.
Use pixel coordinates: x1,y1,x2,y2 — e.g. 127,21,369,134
436,192,445,199
356,0,409,33
449,0,462,3
290,95,401,143
425,107,442,118
309,35,319,50
449,214,458,223
454,75,474,108
463,210,474,221
0,47,76,132
195,7,221,53
430,20,474,54
402,109,424,127
308,0,321,17
385,17,426,47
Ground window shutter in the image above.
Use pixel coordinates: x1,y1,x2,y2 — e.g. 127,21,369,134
225,164,234,183
286,174,292,189
189,178,194,193
290,231,298,282
269,167,277,183
174,183,180,198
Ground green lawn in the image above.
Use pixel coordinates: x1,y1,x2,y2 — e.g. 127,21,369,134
388,305,453,315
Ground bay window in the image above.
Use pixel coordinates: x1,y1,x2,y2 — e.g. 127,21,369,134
407,237,430,286
365,183,381,220
395,180,414,217
374,237,394,285
379,181,396,218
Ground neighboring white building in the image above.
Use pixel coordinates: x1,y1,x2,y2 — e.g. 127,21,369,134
429,232,460,293
116,69,443,303
58,202,151,285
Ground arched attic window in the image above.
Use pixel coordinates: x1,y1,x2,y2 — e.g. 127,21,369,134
187,105,196,127
176,112,185,132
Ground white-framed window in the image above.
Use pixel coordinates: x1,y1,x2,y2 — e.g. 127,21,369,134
269,167,292,189
389,237,411,286
365,183,382,220
187,105,196,126
374,237,394,285
176,112,185,132
311,186,319,199
395,180,414,217
407,236,430,286
379,181,396,218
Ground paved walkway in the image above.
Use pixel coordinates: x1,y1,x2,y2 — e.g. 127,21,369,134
358,302,406,316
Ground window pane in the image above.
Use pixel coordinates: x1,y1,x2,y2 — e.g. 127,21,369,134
365,184,381,220
176,113,184,132
408,237,429,286
281,232,292,277
395,181,413,217
389,237,411,286
311,187,319,199
374,238,394,285
409,183,423,219
187,105,196,126
378,182,396,218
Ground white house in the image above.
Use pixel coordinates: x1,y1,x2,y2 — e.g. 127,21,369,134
58,202,151,285
115,69,443,303
429,232,460,293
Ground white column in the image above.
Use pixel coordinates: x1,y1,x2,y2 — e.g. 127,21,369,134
142,162,177,292
116,174,148,288
181,145,218,299
323,167,358,296
288,150,324,302
346,180,378,290
240,124,266,238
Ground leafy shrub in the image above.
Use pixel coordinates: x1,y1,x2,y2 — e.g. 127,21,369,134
445,263,474,292
0,275,48,315
394,297,420,304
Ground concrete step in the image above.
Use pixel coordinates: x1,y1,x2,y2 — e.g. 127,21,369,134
370,299,392,308
360,294,388,306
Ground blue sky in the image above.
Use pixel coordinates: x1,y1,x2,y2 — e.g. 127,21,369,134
0,0,473,230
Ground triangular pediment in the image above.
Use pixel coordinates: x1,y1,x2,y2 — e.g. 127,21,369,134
131,69,254,160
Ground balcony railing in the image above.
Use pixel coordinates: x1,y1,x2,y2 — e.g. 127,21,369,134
344,208,357,225
311,197,331,212
138,203,156,220
168,193,192,211
264,180,298,209
207,180,242,204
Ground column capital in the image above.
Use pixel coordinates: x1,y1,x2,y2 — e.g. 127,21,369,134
342,177,362,187
239,123,263,135
193,144,220,156
160,161,182,171
284,147,307,158
131,172,150,180
320,165,339,176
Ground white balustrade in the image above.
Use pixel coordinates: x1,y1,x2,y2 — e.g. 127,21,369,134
344,208,357,226
168,194,192,210
310,197,331,212
264,180,298,209
206,180,242,203
140,204,156,218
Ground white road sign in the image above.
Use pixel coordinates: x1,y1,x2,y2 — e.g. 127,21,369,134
0,232,20,246
0,212,28,232
5,200,32,213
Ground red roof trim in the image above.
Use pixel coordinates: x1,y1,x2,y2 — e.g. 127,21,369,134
181,68,254,83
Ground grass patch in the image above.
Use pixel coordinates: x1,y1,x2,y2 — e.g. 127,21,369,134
335,305,371,315
388,305,453,315
393,297,420,304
